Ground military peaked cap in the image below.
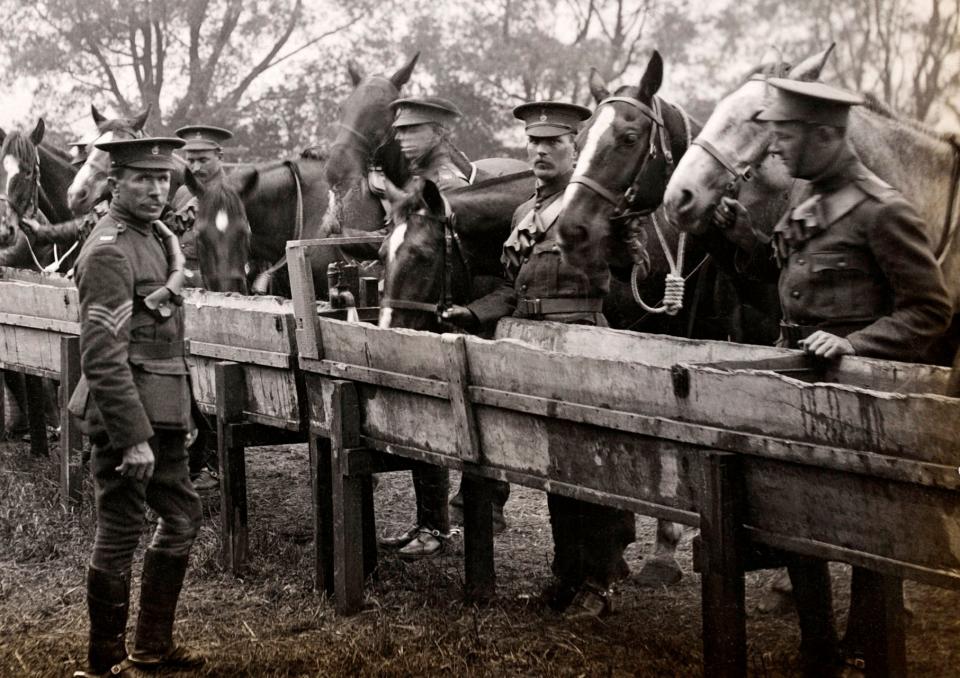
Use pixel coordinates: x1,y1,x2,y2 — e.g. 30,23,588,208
175,125,234,151
390,97,462,128
757,78,864,127
513,101,592,138
94,137,185,171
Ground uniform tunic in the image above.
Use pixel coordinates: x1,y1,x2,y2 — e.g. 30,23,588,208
71,203,200,572
773,148,951,360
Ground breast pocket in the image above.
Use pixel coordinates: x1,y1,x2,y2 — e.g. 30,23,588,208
529,240,561,293
809,251,883,318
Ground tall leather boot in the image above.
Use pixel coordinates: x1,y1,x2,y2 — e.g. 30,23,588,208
129,549,205,669
73,566,145,678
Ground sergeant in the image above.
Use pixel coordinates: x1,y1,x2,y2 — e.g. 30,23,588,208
714,79,951,674
442,101,637,619
71,137,205,678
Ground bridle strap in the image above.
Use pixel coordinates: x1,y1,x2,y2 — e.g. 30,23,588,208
567,174,623,207
691,137,746,180
598,96,664,127
334,122,375,153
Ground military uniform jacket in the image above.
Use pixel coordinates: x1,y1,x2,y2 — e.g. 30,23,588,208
69,205,191,449
774,148,951,360
468,176,610,327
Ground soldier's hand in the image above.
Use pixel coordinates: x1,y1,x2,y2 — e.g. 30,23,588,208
799,331,856,360
116,441,155,482
712,197,754,246
19,217,39,240
440,305,479,331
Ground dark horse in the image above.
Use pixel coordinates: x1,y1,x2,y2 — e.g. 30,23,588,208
556,52,788,586
0,119,77,436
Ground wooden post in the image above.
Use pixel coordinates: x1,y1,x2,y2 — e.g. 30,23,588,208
216,361,249,574
286,243,321,359
461,470,496,602
310,434,335,597
25,374,48,458
442,335,481,463
0,370,5,434
859,570,906,678
59,336,83,507
700,451,747,678
329,379,366,615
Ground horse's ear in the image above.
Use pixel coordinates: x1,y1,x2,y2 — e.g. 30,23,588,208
132,106,151,132
390,52,420,89
347,59,365,86
420,179,445,217
788,43,835,81
185,168,205,198
30,118,45,145
637,50,663,103
589,68,610,103
91,104,107,126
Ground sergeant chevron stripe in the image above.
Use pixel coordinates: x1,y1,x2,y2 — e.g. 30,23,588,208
87,300,133,337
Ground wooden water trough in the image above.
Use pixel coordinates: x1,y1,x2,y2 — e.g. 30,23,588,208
286,239,960,677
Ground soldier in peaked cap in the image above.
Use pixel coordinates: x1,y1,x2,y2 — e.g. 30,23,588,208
70,136,206,677
389,96,471,191
442,101,637,620
171,124,233,211
714,78,951,674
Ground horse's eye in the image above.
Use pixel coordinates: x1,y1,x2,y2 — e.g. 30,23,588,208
623,132,640,145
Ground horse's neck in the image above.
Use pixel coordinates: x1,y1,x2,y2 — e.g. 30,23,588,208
848,107,955,234
38,144,75,223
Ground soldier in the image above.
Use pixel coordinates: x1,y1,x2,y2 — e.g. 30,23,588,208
389,96,471,190
70,137,205,678
442,101,638,619
714,79,951,674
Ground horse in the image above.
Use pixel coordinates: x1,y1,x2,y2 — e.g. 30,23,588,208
555,51,797,585
663,44,960,328
0,119,77,435
323,54,532,260
183,158,331,296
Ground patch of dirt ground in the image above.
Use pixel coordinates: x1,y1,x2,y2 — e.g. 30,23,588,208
1,438,958,677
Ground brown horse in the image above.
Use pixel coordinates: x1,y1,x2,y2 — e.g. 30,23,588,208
663,44,960,312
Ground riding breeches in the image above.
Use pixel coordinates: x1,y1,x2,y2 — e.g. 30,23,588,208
412,462,450,533
91,431,203,574
548,494,635,588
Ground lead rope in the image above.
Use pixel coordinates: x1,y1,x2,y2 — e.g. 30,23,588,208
629,101,694,316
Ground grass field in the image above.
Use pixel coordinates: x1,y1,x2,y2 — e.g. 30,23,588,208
1,437,958,677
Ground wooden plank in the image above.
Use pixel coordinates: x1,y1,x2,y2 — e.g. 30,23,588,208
216,362,248,574
0,326,64,374
0,361,58,380
442,335,481,463
188,357,300,426
300,358,448,400
316,318,448,380
286,236,385,248
286,242,321,359
186,340,293,368
183,290,295,354
700,452,746,678
0,313,80,334
329,380,365,615
59,336,83,507
310,434,335,596
340,447,419,476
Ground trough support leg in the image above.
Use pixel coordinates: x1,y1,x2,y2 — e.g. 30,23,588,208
216,361,248,575
25,374,48,458
701,451,747,678
59,336,83,507
361,475,378,581
329,379,365,616
311,434,335,596
859,570,906,678
462,469,496,603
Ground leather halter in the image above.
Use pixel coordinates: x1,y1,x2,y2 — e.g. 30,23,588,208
690,135,768,199
380,200,467,318
568,95,674,222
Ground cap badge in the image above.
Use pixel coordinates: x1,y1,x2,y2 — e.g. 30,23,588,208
151,144,160,155
195,132,204,139
539,110,547,122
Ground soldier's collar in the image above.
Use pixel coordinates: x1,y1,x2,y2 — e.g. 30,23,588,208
809,144,859,193
535,170,573,202
108,202,153,235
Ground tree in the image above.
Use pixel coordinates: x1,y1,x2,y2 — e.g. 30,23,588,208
0,0,376,132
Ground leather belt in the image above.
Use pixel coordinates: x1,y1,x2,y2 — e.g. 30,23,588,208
516,297,603,317
779,320,871,348
128,340,185,360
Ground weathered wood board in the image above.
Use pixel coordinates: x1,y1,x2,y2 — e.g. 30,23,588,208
184,290,302,430
0,268,79,376
300,316,960,587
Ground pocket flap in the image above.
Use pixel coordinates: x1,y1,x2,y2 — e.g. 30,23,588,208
134,282,165,298
810,251,872,273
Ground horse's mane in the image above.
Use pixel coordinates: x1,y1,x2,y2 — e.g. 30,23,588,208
0,130,37,165
196,180,247,227
859,92,953,143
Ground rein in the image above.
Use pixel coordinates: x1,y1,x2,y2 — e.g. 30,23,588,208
251,160,304,294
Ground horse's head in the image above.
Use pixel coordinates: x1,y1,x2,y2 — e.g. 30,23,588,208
0,119,44,248
189,168,256,293
557,52,678,271
379,176,465,331
664,45,835,235
325,53,419,190
68,105,150,215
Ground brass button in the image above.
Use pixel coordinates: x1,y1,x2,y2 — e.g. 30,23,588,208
791,290,800,299
797,258,805,265
522,257,529,263
520,284,528,291
838,260,847,268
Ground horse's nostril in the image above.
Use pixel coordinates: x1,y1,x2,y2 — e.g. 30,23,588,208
676,188,695,214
